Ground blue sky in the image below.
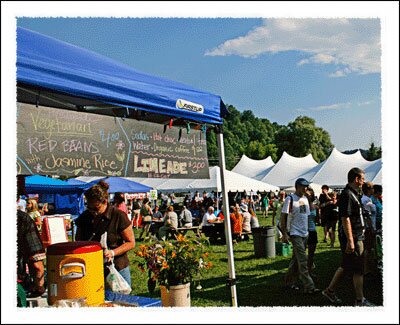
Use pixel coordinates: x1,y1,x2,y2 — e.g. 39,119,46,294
16,17,382,151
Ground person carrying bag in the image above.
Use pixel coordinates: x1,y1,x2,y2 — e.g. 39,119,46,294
138,198,153,241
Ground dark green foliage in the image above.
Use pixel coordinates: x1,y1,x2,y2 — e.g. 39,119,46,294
207,105,334,169
343,142,382,161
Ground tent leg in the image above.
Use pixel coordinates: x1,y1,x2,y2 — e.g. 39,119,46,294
216,127,238,307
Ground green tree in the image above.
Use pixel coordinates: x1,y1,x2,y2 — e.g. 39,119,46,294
207,106,334,169
275,116,333,162
366,142,382,160
246,141,266,160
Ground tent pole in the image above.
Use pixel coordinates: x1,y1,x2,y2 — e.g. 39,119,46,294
216,126,238,307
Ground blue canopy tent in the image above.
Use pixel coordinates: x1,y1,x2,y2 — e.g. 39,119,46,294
17,27,237,306
25,175,90,194
25,175,90,215
17,27,227,125
74,177,153,194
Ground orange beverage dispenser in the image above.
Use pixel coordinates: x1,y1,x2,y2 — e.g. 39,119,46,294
46,241,105,306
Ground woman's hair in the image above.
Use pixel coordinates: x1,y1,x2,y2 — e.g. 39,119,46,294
373,184,382,195
27,198,38,212
249,207,256,217
84,180,109,203
113,192,125,205
362,182,374,194
167,205,174,212
143,198,150,205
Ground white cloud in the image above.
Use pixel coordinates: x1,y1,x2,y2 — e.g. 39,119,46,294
304,102,352,111
205,18,381,76
298,100,374,112
357,101,373,106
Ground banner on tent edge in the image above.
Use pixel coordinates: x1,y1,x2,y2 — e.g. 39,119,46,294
17,103,209,179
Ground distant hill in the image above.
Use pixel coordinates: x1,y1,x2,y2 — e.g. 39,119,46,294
343,149,370,160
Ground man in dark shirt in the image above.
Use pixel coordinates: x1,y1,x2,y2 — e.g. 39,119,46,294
17,210,46,302
322,167,375,306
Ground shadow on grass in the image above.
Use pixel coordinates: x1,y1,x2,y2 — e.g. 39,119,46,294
192,248,383,307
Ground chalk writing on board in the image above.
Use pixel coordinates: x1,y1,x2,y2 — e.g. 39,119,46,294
17,103,209,178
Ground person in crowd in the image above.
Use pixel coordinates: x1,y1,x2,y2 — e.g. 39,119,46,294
201,206,220,226
249,206,260,228
17,195,27,212
319,185,334,243
138,198,153,241
230,205,243,243
158,205,178,240
361,182,377,275
17,209,46,302
201,192,214,210
248,193,256,213
169,193,176,205
361,182,376,231
152,205,163,220
280,178,320,294
193,191,201,203
75,180,135,287
184,194,191,207
26,198,43,233
241,204,252,239
325,191,339,248
113,192,129,215
179,205,193,228
371,184,382,231
306,189,318,278
131,197,141,229
261,193,270,218
39,202,49,216
322,167,375,306
272,191,286,228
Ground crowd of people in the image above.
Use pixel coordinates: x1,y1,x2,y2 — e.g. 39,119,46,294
16,166,383,307
278,168,382,306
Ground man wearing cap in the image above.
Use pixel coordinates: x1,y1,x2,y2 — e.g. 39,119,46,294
281,178,320,294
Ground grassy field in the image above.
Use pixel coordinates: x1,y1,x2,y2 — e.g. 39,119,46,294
128,212,383,307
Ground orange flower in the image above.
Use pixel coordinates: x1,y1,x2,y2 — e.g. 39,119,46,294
171,251,177,258
162,249,166,256
161,260,169,270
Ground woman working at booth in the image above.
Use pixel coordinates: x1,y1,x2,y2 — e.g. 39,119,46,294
75,180,135,286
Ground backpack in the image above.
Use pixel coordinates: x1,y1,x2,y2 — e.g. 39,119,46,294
279,194,293,233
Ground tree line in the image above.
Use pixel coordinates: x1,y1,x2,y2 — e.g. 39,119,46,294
207,104,381,170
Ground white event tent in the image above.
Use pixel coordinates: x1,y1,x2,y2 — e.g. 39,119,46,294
260,152,318,188
187,166,279,193
231,155,275,180
232,148,382,188
78,167,279,194
309,148,379,187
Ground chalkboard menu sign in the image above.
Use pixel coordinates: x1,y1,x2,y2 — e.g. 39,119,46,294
17,103,209,178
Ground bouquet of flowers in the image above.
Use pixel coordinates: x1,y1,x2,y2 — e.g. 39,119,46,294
135,234,212,289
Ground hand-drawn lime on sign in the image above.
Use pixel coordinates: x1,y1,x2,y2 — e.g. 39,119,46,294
17,103,209,178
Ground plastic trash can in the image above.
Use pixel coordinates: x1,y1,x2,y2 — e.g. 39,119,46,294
253,226,275,258
264,226,276,258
